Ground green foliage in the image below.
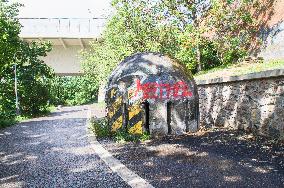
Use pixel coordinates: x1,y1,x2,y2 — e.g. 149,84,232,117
49,75,98,105
91,117,151,143
17,41,53,116
81,0,261,83
0,119,17,129
80,0,180,87
0,1,54,122
209,0,261,63
0,1,21,70
80,41,122,89
176,26,221,71
91,118,112,138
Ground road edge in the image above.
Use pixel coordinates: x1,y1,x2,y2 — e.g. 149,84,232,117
86,105,154,188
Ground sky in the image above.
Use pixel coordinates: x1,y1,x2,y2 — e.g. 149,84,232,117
15,0,112,18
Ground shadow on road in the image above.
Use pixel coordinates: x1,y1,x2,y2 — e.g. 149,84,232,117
0,105,129,188
100,128,284,188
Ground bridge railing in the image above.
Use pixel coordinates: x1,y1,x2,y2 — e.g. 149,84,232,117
19,18,107,38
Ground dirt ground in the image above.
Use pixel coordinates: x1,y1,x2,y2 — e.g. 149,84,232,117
99,128,284,188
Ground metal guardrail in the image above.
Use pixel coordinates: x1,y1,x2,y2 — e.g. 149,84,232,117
19,18,107,38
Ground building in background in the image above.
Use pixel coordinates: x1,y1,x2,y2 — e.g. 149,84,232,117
19,17,106,76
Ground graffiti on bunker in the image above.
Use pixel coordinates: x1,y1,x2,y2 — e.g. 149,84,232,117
106,52,199,136
132,79,193,100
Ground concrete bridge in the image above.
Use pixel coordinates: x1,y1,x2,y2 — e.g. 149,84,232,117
19,17,106,76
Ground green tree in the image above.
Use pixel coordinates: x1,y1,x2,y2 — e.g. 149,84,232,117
208,0,261,63
159,0,211,71
81,0,263,89
81,0,180,88
159,0,261,69
0,1,53,121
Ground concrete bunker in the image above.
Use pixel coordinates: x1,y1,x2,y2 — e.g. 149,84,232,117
105,52,199,136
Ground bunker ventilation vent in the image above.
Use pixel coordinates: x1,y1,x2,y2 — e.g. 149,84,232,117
105,52,199,136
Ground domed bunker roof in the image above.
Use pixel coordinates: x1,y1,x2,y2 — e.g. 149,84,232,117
107,52,194,91
105,52,199,136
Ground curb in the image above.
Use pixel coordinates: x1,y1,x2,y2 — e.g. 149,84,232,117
86,106,154,188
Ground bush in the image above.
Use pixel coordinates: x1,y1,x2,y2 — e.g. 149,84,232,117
91,117,151,143
91,118,112,138
49,76,98,106
0,119,17,129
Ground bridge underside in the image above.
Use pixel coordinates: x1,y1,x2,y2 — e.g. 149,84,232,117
20,18,106,76
22,37,97,76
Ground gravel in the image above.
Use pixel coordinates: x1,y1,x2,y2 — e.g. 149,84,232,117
3,104,282,188
99,129,284,188
0,105,130,188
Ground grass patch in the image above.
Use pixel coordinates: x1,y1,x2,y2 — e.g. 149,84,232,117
90,117,151,143
0,116,29,129
194,60,284,80
114,130,151,143
47,105,57,113
0,105,57,129
39,105,57,116
0,119,18,129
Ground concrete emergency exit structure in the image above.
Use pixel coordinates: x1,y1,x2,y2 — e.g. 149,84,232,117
105,52,199,136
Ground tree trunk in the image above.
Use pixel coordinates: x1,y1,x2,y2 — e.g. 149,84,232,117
194,17,202,72
196,41,201,72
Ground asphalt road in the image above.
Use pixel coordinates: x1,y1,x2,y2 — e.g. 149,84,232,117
1,104,283,188
0,105,130,188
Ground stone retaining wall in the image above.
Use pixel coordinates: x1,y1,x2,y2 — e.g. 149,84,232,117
196,69,284,139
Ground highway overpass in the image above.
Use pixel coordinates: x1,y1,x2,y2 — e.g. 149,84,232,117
19,17,106,76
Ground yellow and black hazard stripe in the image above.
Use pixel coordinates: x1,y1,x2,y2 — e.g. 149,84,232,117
128,104,143,134
107,88,124,132
107,88,117,104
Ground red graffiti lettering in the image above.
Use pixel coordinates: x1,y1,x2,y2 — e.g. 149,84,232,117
134,79,192,100
173,81,192,98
